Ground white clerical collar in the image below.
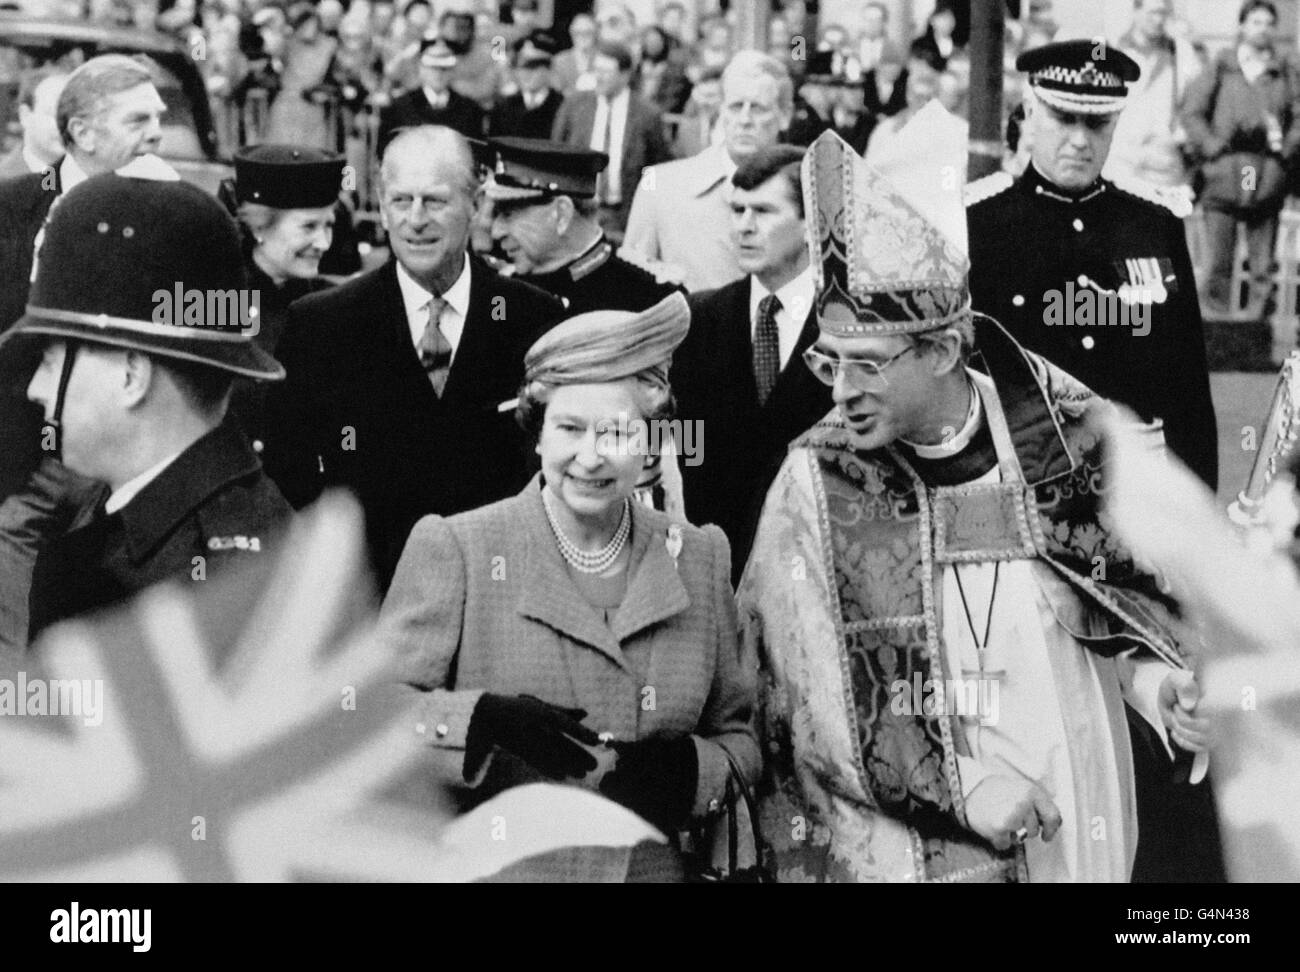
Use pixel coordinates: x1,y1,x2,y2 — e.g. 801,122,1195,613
902,380,982,459
105,451,183,514
396,252,471,322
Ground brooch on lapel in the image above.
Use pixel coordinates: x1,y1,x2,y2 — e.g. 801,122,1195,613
665,524,683,570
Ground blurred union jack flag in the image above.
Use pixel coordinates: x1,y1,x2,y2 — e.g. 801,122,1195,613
0,493,458,882
0,492,673,883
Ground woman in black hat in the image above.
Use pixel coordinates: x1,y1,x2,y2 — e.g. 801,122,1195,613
225,143,346,445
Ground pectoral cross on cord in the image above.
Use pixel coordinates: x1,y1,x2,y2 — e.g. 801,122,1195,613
954,562,1005,681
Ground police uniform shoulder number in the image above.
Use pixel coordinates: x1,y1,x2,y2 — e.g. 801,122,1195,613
963,170,1014,208
198,479,284,558
1109,174,1194,219
207,534,263,552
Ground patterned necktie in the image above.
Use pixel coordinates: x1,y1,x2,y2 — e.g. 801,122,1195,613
752,293,782,406
418,295,452,396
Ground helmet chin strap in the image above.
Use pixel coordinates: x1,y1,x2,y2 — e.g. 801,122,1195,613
42,341,80,461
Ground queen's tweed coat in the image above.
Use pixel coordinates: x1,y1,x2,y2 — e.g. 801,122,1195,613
380,476,760,818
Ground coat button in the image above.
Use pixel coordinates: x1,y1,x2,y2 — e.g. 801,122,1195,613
252,439,264,453
1012,294,1025,307
1082,335,1095,350
1073,218,1084,231
434,723,449,738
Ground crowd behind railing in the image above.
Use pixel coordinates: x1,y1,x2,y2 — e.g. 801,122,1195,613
6,0,1300,334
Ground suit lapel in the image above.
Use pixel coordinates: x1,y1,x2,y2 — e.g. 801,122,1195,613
514,483,691,667
443,257,491,403
685,146,731,198
378,260,436,398
578,95,597,144
765,304,820,409
515,482,627,666
726,279,762,404
610,509,690,643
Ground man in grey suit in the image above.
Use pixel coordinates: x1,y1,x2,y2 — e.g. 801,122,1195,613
623,51,794,292
550,41,672,244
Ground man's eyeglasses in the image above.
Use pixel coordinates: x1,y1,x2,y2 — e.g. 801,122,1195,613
803,345,916,391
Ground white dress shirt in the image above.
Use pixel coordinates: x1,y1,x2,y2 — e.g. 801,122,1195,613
748,264,816,370
59,153,91,194
23,146,51,174
397,254,471,362
422,86,450,110
106,451,182,514
590,88,630,204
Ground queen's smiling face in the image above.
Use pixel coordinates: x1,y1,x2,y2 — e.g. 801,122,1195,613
538,380,646,535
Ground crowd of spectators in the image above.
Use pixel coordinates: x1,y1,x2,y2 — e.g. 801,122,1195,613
4,0,1076,177
9,0,1293,319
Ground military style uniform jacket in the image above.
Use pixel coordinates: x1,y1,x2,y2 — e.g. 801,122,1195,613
27,422,293,640
515,235,681,316
966,164,1218,489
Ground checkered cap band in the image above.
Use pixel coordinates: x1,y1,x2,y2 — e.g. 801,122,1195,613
1032,63,1123,91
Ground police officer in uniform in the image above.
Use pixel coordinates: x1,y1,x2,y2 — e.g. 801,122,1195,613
967,39,1218,492
967,40,1225,884
485,137,681,316
0,173,293,642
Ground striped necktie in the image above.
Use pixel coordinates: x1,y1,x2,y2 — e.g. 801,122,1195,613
418,295,452,396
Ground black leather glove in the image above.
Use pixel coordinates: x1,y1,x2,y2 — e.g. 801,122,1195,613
464,693,600,782
599,734,699,834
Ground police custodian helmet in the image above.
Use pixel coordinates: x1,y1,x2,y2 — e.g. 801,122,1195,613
1,171,284,381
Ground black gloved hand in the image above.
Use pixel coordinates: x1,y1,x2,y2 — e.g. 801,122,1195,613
464,693,600,782
599,733,699,834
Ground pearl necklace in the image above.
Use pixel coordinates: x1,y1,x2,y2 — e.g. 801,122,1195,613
542,487,631,574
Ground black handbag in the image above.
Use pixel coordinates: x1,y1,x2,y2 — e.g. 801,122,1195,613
684,748,771,884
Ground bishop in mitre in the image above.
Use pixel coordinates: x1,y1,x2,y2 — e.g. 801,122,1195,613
738,109,1211,882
